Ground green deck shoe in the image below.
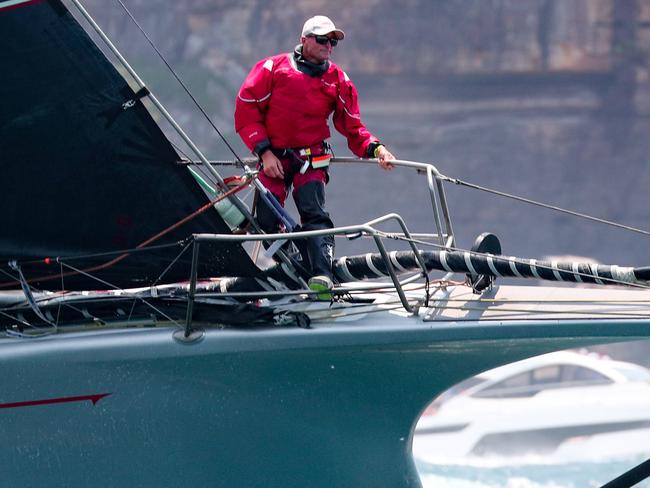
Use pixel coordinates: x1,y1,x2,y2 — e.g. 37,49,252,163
308,275,333,301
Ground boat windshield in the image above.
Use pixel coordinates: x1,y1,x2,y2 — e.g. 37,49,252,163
422,376,487,415
437,376,487,403
612,364,650,382
470,364,614,399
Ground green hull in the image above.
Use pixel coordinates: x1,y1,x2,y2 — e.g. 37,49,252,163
1,318,648,487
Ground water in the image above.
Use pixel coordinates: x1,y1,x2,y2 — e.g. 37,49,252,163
416,455,650,487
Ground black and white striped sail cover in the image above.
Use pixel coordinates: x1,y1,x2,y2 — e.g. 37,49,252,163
334,250,650,286
219,249,650,295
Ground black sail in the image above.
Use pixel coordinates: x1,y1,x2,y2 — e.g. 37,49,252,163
0,0,260,289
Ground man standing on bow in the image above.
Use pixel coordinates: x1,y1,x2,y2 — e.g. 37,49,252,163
235,15,395,297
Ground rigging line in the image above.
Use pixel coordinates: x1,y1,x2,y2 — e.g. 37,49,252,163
303,301,399,315
439,308,650,320
2,297,118,314
0,311,58,336
58,261,183,328
340,280,454,294
132,174,251,247
375,231,650,290
169,140,194,164
0,267,58,331
68,298,170,327
35,300,107,328
285,294,419,316
172,140,223,191
5,328,57,339
435,297,650,304
429,297,650,308
127,297,138,322
1,290,171,323
421,303,650,319
151,240,194,287
302,290,650,321
0,269,77,320
309,304,411,321
0,310,33,329
173,141,223,188
0,181,250,289
18,242,182,266
57,260,64,320
338,284,446,303
0,268,20,285
195,281,426,301
312,304,650,322
444,175,650,237
115,0,247,168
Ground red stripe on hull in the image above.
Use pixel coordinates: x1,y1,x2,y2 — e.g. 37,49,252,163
0,393,111,409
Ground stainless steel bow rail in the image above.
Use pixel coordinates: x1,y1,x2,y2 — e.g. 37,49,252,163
189,157,456,249
331,158,455,248
179,158,459,337
182,213,431,337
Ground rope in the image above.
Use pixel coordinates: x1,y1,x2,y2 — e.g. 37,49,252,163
115,0,248,170
0,177,254,289
422,302,650,319
150,240,194,287
8,261,56,329
444,175,650,237
57,261,183,328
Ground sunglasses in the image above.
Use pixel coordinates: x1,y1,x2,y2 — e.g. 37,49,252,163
312,35,338,47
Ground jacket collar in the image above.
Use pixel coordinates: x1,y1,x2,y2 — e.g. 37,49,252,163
293,45,329,77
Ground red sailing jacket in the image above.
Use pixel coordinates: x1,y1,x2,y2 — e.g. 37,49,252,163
235,53,378,158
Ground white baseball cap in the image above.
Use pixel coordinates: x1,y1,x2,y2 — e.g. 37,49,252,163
301,15,345,40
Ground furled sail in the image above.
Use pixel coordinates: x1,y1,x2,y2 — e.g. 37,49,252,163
216,249,650,295
0,0,260,289
333,250,650,286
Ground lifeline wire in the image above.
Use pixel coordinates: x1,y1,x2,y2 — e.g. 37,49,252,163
115,0,247,170
150,239,194,287
58,261,183,328
444,175,650,237
0,263,179,332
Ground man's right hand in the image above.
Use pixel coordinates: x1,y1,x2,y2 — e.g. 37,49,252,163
261,151,284,179
376,145,395,171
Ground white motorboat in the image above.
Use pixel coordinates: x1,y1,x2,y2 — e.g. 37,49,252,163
413,350,650,463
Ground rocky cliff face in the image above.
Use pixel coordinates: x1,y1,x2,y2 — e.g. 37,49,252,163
81,0,650,140
80,0,650,261
84,1,644,75
221,0,615,74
